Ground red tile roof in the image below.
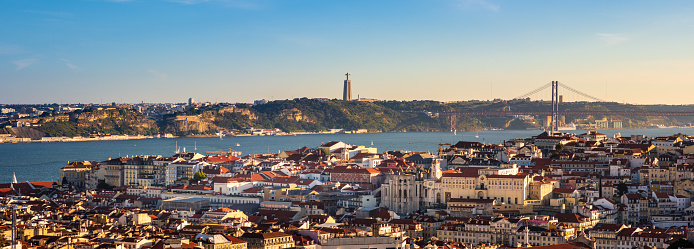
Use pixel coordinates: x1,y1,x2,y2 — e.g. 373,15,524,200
552,188,577,194
522,242,591,249
555,213,589,223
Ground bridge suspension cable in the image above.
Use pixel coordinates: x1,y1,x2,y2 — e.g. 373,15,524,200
561,83,605,102
513,82,552,100
513,81,605,102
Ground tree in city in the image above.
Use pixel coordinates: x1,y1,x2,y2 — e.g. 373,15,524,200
96,180,113,190
0,230,7,247
667,238,694,249
190,171,207,183
617,182,629,196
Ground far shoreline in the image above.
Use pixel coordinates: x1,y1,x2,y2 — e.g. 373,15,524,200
3,126,694,144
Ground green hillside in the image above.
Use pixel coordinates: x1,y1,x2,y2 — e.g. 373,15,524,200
14,108,159,138
161,99,694,135
5,100,694,138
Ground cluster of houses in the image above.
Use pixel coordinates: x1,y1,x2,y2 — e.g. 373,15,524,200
4,131,694,248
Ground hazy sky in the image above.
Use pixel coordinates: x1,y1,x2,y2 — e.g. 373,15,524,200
2,0,693,104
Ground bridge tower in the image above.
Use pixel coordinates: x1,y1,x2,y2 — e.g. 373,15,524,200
551,81,559,133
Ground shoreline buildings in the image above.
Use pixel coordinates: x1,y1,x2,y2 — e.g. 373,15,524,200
18,131,694,248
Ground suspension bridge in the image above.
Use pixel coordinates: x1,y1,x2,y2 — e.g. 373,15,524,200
440,81,694,132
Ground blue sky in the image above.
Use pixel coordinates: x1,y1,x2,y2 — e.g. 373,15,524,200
1,0,693,104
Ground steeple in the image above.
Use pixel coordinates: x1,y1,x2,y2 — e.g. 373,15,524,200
430,159,442,180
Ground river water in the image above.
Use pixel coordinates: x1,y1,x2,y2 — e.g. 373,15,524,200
2,128,694,183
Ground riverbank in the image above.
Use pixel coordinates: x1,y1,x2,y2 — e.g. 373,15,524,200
0,128,373,144
3,125,693,144
5,128,694,183
0,134,158,143
146,129,372,139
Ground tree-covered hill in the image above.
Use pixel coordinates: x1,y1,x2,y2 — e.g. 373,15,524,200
5,100,694,138
160,99,694,135
11,108,159,138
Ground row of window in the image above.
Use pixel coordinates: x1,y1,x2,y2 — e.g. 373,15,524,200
446,184,522,190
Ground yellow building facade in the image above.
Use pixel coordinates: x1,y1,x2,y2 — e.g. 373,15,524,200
441,172,530,205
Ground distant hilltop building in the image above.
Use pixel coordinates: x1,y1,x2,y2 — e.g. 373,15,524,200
188,97,195,105
357,98,378,102
343,73,352,101
254,99,268,105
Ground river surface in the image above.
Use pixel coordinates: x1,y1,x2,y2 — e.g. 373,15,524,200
2,128,694,183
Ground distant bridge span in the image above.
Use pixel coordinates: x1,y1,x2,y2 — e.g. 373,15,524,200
440,111,694,116
440,81,694,132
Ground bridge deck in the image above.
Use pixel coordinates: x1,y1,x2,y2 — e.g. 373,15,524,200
439,111,694,116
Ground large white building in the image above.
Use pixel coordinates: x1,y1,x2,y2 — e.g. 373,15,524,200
441,165,531,205
212,177,256,195
380,164,442,214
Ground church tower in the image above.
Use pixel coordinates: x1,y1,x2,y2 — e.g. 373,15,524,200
430,159,442,180
343,73,352,101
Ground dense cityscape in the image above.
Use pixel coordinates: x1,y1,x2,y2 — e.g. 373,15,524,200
5,1,694,249
3,130,694,248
